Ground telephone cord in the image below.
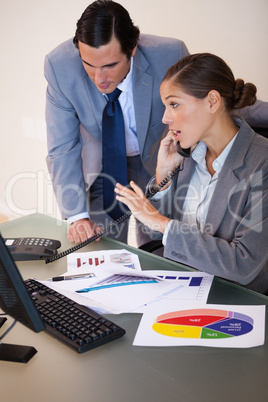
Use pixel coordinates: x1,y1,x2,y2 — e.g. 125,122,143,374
45,163,183,263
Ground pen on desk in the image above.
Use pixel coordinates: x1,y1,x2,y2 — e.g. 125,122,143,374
51,273,95,282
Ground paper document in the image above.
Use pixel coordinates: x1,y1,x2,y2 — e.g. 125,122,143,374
133,270,213,312
43,266,213,315
43,249,214,315
67,249,141,272
43,263,175,314
133,304,266,348
69,267,179,314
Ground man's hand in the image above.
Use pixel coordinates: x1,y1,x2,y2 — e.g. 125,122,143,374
67,218,102,243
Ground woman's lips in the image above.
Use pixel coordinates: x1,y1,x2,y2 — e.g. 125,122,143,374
171,130,181,137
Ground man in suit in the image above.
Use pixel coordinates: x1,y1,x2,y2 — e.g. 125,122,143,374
45,0,268,246
45,0,189,245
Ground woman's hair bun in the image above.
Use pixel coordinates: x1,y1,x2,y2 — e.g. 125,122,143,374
232,79,257,109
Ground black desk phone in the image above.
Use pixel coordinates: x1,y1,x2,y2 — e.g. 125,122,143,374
4,237,61,261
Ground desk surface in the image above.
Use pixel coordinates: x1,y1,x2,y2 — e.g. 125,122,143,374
0,214,268,402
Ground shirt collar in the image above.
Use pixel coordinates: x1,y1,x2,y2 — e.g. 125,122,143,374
192,133,238,173
117,57,133,93
192,142,207,168
214,134,237,171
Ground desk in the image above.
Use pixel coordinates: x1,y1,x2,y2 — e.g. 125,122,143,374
0,214,268,402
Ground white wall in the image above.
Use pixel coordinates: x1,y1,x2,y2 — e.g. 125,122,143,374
1,0,267,220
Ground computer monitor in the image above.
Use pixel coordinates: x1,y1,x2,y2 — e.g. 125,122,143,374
0,233,45,363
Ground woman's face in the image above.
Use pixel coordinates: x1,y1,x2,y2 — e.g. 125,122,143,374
160,79,213,149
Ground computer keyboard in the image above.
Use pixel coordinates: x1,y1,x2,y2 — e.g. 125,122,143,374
25,278,126,353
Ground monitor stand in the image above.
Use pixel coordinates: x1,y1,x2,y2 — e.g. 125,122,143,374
0,318,37,363
0,342,37,363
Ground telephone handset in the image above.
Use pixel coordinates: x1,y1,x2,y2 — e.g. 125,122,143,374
4,237,61,261
45,144,188,264
177,143,191,158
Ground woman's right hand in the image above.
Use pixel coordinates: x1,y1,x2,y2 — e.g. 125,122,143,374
155,131,184,186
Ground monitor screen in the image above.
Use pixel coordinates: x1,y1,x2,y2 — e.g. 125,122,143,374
0,232,45,362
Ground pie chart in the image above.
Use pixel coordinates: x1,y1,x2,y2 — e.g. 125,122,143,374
152,308,254,339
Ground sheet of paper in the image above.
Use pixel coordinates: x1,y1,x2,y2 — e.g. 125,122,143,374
133,304,266,348
67,249,141,272
43,264,214,314
43,264,176,314
133,270,213,312
71,269,180,314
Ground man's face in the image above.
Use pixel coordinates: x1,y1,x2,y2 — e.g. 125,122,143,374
79,37,137,94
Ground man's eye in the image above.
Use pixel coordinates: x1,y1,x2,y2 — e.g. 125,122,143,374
82,62,93,69
106,64,117,69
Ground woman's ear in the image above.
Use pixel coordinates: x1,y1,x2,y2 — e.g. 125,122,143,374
207,90,221,113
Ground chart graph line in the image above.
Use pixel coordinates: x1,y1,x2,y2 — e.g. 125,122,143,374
76,279,158,293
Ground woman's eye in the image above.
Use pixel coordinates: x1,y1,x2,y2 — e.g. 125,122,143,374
170,102,179,108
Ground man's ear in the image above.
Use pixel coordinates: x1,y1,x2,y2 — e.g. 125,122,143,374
130,43,138,58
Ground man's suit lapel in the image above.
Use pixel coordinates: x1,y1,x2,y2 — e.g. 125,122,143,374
132,47,153,153
83,75,106,140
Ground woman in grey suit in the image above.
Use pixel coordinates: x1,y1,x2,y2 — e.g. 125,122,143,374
115,53,268,294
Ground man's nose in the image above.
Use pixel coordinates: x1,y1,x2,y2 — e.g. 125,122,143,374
94,68,106,84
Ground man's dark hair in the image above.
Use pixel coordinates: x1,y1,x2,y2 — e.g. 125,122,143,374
73,0,140,59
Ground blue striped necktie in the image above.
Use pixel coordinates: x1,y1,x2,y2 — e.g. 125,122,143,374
102,88,128,220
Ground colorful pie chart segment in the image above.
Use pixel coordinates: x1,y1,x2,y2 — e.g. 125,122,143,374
152,308,254,339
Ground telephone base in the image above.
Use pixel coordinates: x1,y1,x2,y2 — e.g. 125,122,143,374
11,253,55,261
0,317,7,327
0,342,38,363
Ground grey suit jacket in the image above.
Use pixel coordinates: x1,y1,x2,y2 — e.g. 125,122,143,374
45,34,189,219
149,118,268,294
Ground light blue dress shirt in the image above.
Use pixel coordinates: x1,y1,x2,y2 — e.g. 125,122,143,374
161,135,237,244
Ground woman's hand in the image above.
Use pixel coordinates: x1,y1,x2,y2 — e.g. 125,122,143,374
114,181,171,234
155,131,184,186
